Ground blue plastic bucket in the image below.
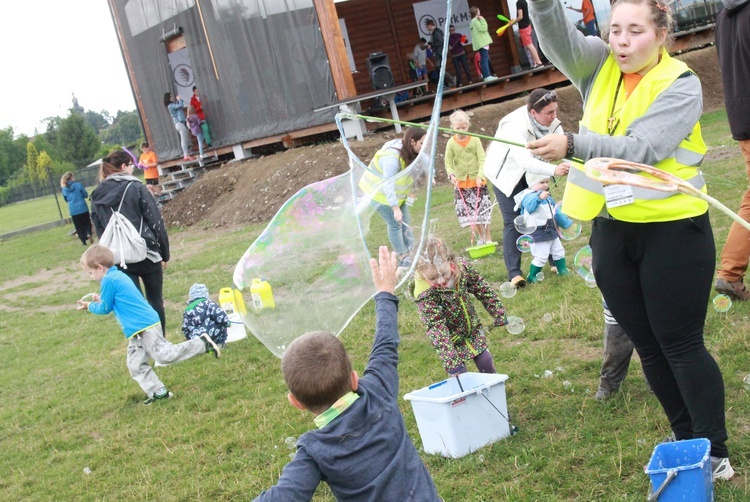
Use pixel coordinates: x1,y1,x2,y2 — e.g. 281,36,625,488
644,438,712,501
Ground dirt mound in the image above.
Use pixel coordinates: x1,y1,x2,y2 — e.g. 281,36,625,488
162,46,722,229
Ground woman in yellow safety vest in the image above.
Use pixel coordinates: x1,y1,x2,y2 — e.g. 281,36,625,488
359,128,426,267
526,0,734,480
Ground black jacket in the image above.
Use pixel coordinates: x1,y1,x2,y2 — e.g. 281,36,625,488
90,175,170,262
716,0,750,141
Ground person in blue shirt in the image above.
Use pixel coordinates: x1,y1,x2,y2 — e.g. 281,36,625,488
61,172,94,246
254,246,440,501
513,173,571,283
78,245,221,405
163,92,195,161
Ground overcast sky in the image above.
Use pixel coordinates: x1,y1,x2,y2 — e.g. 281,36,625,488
1,0,136,137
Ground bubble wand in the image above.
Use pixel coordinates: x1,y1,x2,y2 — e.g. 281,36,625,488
338,113,585,164
583,157,750,232
121,145,145,170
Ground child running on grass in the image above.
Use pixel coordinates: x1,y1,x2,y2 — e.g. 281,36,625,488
78,245,221,405
445,109,493,244
413,237,507,375
254,246,440,501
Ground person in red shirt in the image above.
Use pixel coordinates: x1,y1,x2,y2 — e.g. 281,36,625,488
190,86,212,147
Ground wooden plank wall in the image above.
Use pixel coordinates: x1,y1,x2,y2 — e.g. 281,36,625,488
335,0,518,96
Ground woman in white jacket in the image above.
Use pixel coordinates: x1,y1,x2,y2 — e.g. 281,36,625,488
484,88,569,286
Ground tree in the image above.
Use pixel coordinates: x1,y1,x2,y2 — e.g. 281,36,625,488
84,110,111,133
0,127,28,185
37,151,53,181
25,142,41,181
57,113,100,167
100,110,143,146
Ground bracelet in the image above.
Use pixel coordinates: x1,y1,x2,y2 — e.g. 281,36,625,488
564,132,575,158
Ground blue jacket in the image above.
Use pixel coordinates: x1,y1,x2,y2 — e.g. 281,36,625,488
62,181,89,216
168,99,187,124
255,293,439,501
88,267,160,338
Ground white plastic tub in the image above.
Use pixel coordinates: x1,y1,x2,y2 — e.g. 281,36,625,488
225,313,247,343
404,372,510,458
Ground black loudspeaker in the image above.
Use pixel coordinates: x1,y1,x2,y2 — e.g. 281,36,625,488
367,52,394,90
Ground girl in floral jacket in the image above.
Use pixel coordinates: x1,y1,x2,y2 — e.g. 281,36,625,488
413,238,507,374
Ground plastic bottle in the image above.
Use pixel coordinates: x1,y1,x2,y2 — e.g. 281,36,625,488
250,278,276,309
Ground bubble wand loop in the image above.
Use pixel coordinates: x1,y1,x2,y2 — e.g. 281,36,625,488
338,113,585,164
121,145,145,170
583,157,750,232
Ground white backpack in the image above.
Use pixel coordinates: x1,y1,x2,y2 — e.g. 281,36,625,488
99,182,148,269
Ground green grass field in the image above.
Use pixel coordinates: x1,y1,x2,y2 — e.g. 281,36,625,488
2,109,750,500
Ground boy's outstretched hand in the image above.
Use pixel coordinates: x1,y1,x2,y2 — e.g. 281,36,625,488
370,246,398,295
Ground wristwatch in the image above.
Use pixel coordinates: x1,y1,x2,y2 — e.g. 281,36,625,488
564,132,575,158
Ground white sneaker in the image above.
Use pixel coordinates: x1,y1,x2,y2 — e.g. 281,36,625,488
484,76,498,82
711,456,735,481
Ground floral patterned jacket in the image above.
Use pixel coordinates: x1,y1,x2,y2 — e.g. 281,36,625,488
182,298,230,345
415,258,507,372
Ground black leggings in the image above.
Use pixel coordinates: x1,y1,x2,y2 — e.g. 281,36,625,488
71,212,93,245
119,258,166,335
591,213,728,457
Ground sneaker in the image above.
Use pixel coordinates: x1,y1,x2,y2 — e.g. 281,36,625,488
595,387,612,401
144,388,173,405
711,456,735,481
510,275,527,288
714,278,750,301
484,76,498,82
201,333,221,358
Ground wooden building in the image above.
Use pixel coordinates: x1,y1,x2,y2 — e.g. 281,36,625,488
107,0,715,165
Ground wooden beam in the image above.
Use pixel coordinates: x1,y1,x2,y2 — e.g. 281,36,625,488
313,0,357,99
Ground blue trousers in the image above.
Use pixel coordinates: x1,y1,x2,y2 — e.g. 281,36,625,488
374,201,413,256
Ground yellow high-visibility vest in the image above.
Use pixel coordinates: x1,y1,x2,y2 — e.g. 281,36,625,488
562,51,707,222
358,146,413,206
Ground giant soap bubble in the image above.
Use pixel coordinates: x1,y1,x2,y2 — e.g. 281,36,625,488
232,8,456,357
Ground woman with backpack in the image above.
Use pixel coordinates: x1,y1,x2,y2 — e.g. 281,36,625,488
90,149,171,334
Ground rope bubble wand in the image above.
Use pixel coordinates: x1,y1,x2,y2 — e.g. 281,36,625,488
583,157,750,232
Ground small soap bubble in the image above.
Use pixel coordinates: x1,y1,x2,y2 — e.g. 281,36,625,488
535,272,545,282
83,467,91,475
712,294,732,313
584,271,597,288
478,454,485,463
289,453,296,461
543,370,554,378
284,436,297,449
514,214,537,234
499,281,517,299
543,313,553,322
553,202,582,240
637,439,647,446
516,235,534,253
743,374,750,391
563,380,572,389
505,316,525,335
555,366,564,373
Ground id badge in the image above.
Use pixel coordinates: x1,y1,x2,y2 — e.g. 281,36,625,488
603,184,634,208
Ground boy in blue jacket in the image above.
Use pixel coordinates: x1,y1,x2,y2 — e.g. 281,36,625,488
78,245,221,405
255,246,440,501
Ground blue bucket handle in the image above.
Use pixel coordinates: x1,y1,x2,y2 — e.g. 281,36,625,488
647,469,677,502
